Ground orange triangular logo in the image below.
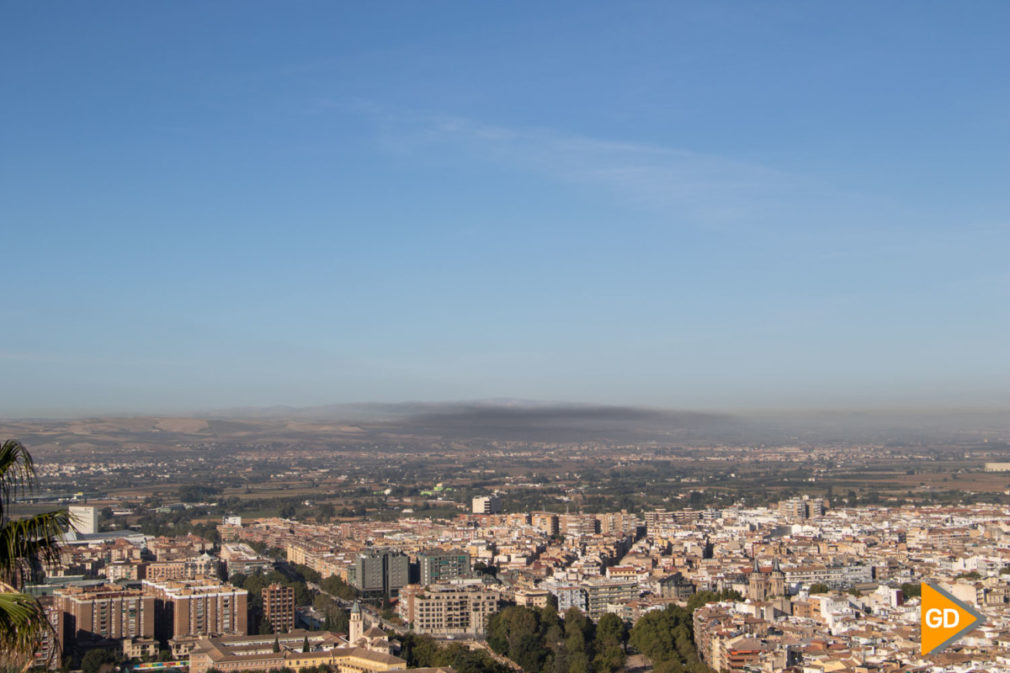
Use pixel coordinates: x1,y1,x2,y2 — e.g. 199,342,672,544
921,582,986,655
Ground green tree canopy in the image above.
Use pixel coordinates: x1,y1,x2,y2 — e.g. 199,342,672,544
593,613,628,673
320,574,358,600
900,582,921,598
80,648,120,673
686,589,742,612
401,633,512,673
629,604,711,673
487,604,635,673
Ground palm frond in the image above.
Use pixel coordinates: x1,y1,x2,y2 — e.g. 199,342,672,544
0,442,61,671
0,512,71,586
0,588,53,669
0,440,37,521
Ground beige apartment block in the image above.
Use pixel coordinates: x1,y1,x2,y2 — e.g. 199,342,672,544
144,578,248,641
398,581,499,636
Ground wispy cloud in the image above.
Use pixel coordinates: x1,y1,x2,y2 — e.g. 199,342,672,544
353,108,1010,264
352,107,858,231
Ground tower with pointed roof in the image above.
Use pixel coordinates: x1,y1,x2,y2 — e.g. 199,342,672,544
349,601,363,644
769,558,785,597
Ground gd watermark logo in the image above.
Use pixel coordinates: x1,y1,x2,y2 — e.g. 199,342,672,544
920,582,986,655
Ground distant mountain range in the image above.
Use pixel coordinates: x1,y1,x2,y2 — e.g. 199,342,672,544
195,400,1008,445
2,400,1006,448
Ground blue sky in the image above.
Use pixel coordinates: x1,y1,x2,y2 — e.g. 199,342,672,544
2,2,1008,416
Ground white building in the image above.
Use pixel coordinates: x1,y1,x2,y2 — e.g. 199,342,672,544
69,505,98,535
472,495,502,514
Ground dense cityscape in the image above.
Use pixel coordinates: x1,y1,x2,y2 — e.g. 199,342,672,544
4,410,1010,673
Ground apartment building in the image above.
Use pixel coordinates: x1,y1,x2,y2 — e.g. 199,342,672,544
348,550,409,597
418,550,471,586
471,495,502,515
144,578,248,642
398,581,499,636
583,578,638,620
53,584,155,652
262,583,295,633
530,513,560,537
514,588,552,608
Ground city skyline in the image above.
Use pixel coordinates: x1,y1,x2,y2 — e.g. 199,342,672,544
3,2,1009,416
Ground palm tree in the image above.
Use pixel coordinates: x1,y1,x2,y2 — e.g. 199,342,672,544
1,439,71,669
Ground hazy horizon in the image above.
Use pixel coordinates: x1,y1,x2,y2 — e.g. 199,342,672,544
3,3,1008,417
3,397,1008,423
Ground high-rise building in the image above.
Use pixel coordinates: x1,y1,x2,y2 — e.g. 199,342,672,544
778,498,806,520
531,513,560,537
348,550,409,597
398,581,499,636
583,578,638,620
261,584,295,634
643,510,672,536
777,497,827,521
471,495,502,515
34,596,64,668
418,550,471,586
53,584,155,653
560,513,599,537
68,506,98,535
596,510,640,536
806,498,826,518
143,578,248,642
